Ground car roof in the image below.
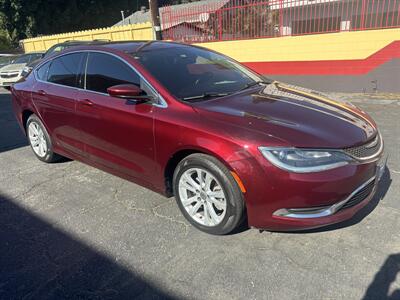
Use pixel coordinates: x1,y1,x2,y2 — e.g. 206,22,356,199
25,51,45,55
65,40,194,54
37,41,199,67
56,40,110,46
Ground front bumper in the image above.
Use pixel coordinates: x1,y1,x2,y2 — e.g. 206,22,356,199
0,73,22,87
272,175,377,219
231,150,386,231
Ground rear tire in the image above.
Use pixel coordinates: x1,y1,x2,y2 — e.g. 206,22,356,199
173,153,245,235
26,114,63,163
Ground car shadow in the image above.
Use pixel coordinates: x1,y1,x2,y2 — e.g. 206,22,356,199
0,92,70,163
0,192,176,299
362,253,400,300
0,93,29,153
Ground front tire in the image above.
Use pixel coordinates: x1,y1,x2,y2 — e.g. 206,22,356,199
26,114,62,163
173,154,245,235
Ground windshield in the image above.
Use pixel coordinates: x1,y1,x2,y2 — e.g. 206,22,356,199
132,45,263,101
0,56,15,65
13,55,31,64
13,53,42,64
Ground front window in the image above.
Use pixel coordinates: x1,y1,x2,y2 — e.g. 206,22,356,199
132,45,263,101
85,52,141,94
84,52,156,98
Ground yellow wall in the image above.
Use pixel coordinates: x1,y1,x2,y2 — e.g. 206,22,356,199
21,23,153,52
196,28,400,62
22,25,400,63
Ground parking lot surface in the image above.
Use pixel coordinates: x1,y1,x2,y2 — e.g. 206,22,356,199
0,89,399,300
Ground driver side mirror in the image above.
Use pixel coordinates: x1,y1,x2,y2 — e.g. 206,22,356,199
107,84,154,103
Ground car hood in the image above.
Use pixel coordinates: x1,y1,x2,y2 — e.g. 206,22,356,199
0,63,25,73
191,82,377,148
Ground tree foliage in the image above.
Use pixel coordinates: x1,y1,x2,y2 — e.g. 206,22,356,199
0,0,149,46
0,0,200,48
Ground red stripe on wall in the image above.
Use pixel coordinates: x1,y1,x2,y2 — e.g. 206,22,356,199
243,41,400,75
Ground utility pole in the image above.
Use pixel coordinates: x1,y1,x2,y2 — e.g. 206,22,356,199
148,0,162,40
120,10,125,25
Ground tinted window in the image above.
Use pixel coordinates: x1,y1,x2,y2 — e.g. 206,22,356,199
36,61,50,81
85,52,140,94
48,53,83,87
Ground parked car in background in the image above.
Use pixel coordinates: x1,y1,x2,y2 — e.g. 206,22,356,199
11,41,385,235
0,54,18,69
23,40,110,76
0,52,44,89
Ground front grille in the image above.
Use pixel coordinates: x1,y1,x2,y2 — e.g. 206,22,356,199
0,73,18,79
339,179,375,210
344,134,381,160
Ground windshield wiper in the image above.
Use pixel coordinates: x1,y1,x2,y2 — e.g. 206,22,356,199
239,80,271,92
182,92,230,101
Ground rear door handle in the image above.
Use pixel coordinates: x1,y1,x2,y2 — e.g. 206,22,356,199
37,89,46,96
80,99,94,107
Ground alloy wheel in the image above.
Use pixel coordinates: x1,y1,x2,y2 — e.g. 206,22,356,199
178,167,227,227
28,121,48,158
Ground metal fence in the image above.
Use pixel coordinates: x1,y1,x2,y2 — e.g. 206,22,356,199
160,0,400,42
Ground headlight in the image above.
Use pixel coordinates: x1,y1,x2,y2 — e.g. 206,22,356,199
21,66,32,77
258,147,354,173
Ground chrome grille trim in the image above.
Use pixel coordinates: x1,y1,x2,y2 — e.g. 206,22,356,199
0,73,19,79
339,179,375,210
272,176,376,219
343,133,383,162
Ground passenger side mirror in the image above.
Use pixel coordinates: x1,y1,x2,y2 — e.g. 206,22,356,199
107,84,153,103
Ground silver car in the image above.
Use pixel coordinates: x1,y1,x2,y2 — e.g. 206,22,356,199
0,52,44,89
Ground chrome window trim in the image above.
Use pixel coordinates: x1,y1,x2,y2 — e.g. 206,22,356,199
33,49,168,108
273,175,377,219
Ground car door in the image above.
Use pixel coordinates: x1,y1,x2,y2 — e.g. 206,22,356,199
32,52,86,157
75,51,157,182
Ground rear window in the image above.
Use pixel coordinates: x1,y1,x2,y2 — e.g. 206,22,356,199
36,61,51,81
47,53,84,87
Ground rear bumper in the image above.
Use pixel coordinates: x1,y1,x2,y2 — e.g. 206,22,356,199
231,151,386,231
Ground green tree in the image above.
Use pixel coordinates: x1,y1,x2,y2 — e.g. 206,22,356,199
0,0,149,46
0,0,36,46
0,0,203,48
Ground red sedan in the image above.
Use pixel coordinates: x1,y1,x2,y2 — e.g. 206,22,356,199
11,41,385,234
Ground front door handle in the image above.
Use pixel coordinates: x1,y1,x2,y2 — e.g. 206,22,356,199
80,99,94,107
37,89,46,96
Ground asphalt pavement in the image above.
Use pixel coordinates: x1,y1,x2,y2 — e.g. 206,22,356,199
0,89,399,300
